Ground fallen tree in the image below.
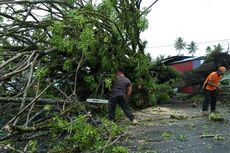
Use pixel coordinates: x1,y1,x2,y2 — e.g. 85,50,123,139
0,0,161,152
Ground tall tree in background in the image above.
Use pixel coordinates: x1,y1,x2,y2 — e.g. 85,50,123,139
205,43,226,61
187,41,198,56
206,46,212,53
174,37,186,55
213,43,224,52
205,43,224,54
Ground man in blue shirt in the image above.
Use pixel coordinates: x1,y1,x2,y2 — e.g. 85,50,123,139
108,68,137,124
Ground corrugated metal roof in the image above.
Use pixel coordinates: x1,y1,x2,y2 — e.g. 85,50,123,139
161,56,192,65
161,56,204,65
170,56,204,64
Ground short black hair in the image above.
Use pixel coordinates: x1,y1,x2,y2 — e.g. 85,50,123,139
117,68,125,74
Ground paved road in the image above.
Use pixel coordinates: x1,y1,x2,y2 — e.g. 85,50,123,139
119,102,230,153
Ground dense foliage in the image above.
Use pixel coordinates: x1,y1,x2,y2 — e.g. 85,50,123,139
0,0,178,152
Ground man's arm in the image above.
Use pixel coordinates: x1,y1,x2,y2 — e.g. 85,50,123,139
127,85,132,98
207,80,219,88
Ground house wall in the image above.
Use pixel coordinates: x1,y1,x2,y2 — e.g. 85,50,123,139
170,60,203,93
170,61,193,72
192,59,204,69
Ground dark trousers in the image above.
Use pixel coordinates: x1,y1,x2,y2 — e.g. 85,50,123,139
108,96,134,121
202,89,217,112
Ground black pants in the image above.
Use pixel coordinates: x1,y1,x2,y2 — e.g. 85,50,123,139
202,89,217,112
108,96,134,121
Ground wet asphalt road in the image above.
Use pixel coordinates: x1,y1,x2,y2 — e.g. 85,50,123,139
119,102,230,153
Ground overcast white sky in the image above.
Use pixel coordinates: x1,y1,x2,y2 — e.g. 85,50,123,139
141,0,230,59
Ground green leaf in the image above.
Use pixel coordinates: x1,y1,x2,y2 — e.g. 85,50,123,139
36,67,49,80
0,16,3,22
105,77,112,90
78,27,95,55
63,59,73,71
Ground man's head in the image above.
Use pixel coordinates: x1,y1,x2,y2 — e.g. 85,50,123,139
117,68,125,76
217,66,226,75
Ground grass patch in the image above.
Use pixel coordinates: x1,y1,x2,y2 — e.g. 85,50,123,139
162,131,172,139
208,112,224,121
177,134,188,141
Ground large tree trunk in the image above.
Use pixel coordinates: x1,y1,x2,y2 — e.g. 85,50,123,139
177,52,230,89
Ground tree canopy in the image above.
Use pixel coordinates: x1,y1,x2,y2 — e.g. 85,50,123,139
0,0,153,100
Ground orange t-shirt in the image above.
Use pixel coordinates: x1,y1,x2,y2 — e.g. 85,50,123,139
203,72,221,91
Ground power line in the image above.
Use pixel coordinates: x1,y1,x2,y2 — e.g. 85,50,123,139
146,38,230,48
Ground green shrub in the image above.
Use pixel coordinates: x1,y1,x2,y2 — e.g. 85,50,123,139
156,92,170,104
220,79,230,86
116,107,125,121
188,94,203,103
149,94,157,106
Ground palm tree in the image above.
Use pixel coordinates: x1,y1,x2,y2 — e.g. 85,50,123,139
205,46,212,53
174,37,186,55
213,43,224,52
156,55,166,61
187,41,198,56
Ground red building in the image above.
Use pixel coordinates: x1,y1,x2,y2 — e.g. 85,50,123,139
162,56,204,93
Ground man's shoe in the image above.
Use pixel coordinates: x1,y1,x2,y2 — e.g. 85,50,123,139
132,119,138,125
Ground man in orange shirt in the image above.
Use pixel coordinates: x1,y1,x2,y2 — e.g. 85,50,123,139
202,66,226,115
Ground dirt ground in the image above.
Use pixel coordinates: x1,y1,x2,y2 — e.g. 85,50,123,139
118,101,230,153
